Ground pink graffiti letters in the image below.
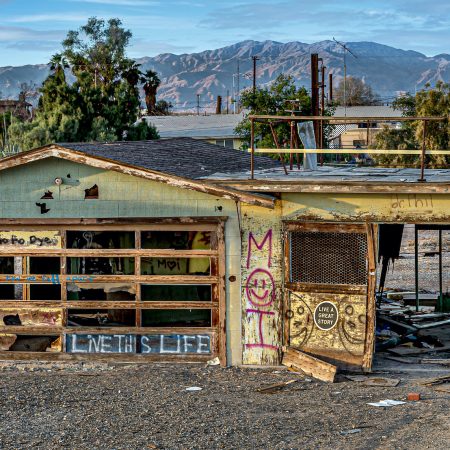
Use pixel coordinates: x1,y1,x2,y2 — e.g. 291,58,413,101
246,268,275,307
245,309,278,350
244,229,278,351
247,229,272,268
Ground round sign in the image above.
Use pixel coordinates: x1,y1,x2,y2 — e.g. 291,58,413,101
314,301,339,331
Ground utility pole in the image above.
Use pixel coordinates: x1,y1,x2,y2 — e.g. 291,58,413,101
196,94,200,116
320,63,326,151
226,89,229,114
310,53,320,147
216,95,222,115
252,55,260,96
236,59,240,113
333,38,357,117
328,73,333,104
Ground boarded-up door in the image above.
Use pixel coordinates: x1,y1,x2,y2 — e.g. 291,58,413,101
284,222,376,371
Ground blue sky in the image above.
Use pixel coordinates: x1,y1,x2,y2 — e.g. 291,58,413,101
0,0,448,66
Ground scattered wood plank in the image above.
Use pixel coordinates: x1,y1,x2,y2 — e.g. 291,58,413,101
421,375,450,387
282,347,337,383
387,344,450,357
385,356,422,365
421,359,450,365
256,379,298,393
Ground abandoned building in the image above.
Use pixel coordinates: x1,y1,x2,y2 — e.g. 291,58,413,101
0,122,448,374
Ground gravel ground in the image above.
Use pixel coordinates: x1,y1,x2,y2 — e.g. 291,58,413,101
0,360,449,450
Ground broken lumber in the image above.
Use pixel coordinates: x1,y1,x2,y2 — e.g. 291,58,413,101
387,344,450,357
257,379,298,393
282,347,337,383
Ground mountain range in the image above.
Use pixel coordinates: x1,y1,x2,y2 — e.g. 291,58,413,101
1,40,449,111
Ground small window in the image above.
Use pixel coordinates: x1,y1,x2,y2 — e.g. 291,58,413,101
141,231,211,249
67,231,135,249
29,284,61,300
67,283,135,301
67,257,134,275
29,257,60,275
68,309,136,327
224,139,234,148
141,258,210,275
141,285,212,302
142,309,211,327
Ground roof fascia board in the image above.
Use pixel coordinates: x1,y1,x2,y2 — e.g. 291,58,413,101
0,144,274,209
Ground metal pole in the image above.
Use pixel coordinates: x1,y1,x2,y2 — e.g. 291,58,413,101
290,120,295,170
419,120,427,182
311,54,320,148
328,73,333,104
252,56,259,108
439,229,443,312
250,118,255,180
196,94,200,116
415,225,419,312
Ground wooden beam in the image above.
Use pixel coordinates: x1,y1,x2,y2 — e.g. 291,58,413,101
282,346,337,383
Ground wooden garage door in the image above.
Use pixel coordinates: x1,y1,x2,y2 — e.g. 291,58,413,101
284,222,376,371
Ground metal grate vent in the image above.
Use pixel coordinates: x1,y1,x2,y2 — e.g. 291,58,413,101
290,231,368,285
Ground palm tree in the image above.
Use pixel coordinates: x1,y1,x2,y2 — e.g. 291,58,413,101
141,70,161,115
49,53,69,76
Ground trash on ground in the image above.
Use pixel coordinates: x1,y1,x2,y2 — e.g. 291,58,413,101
185,386,202,391
339,428,361,436
407,393,421,401
206,357,220,366
346,375,400,387
367,399,406,407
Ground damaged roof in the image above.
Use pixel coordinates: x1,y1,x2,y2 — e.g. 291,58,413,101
59,137,279,179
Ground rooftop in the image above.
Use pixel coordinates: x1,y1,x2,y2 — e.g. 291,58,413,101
143,114,244,139
59,137,278,179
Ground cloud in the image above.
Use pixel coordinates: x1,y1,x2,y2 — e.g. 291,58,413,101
10,13,89,23
70,0,159,5
0,26,65,43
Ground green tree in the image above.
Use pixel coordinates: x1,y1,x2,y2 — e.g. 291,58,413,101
142,70,161,115
235,74,312,150
334,76,379,106
374,82,449,167
9,17,159,151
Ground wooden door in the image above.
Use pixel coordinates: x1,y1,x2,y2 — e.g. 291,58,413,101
284,222,376,371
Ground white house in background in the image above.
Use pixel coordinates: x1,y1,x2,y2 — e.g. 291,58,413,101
330,106,403,149
143,114,245,149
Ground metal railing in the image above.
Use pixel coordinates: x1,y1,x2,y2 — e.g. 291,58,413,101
249,115,449,181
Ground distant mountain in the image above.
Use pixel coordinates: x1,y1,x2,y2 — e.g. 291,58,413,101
1,40,449,111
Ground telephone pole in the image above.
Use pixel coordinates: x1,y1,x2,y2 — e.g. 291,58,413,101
328,73,333,104
196,94,200,116
311,53,320,147
236,59,240,113
252,56,259,94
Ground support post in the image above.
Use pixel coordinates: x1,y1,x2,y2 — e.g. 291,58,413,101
439,229,443,312
269,122,289,175
250,117,255,179
419,120,428,182
311,54,320,148
415,225,419,312
328,73,333,104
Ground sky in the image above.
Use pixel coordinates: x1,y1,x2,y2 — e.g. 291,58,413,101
0,0,449,66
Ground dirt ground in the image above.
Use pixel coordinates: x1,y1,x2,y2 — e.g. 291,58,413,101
0,358,449,450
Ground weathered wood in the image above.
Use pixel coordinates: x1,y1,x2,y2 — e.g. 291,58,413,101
0,249,218,257
282,346,337,382
285,222,367,233
217,221,227,366
214,181,450,195
387,344,450,356
362,223,376,371
286,282,367,295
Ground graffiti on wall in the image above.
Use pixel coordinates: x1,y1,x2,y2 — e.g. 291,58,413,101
244,229,278,351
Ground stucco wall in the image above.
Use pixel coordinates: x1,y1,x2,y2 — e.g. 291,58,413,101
0,157,243,365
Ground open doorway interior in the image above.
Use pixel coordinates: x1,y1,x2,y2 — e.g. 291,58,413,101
376,223,450,358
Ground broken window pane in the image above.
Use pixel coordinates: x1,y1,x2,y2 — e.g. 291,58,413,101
6,335,61,352
67,257,134,275
141,309,211,327
68,309,136,327
67,283,136,301
141,231,211,249
29,284,61,300
67,231,135,249
141,258,210,275
141,285,212,301
0,257,15,274
29,257,60,275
